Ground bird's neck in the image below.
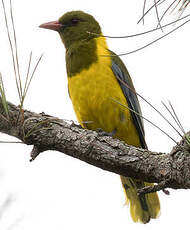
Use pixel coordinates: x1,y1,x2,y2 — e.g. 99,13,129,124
66,36,109,77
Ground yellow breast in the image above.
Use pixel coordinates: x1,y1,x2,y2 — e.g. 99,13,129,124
68,37,140,147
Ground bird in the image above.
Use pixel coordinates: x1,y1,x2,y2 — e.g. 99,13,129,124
39,11,160,223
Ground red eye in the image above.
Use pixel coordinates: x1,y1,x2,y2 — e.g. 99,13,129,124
71,18,79,25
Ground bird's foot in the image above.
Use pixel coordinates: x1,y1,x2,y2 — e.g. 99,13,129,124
96,128,117,137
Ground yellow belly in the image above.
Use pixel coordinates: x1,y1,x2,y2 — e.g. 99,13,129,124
68,54,140,147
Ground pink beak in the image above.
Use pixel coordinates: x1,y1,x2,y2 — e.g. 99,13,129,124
39,20,63,31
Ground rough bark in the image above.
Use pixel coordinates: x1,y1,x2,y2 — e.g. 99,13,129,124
1,100,190,194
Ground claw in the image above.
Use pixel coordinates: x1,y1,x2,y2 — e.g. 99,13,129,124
96,128,117,137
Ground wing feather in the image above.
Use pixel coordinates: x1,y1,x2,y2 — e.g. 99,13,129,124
110,51,147,149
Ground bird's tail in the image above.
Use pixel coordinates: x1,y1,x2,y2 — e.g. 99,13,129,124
120,176,160,224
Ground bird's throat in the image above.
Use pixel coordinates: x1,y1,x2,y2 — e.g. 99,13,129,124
66,39,98,77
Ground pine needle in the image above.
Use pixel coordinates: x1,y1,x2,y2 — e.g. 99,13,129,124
1,0,21,101
168,100,186,134
142,0,147,24
91,13,190,38
115,76,183,139
24,118,55,139
23,54,43,100
154,0,163,30
23,52,33,100
161,101,184,134
1,0,43,124
16,53,43,125
0,113,9,122
110,98,178,145
138,0,165,24
140,0,190,24
162,100,190,146
108,17,190,56
9,0,22,98
157,0,178,27
0,141,23,144
0,73,9,119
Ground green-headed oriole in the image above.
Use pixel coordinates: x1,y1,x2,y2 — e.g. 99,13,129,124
40,11,160,223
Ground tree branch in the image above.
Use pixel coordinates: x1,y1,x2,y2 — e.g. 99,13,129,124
1,99,190,194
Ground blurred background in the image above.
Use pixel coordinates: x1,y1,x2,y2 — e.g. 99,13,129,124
0,0,190,229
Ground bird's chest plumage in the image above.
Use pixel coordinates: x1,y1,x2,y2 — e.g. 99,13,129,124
67,38,140,146
68,60,124,125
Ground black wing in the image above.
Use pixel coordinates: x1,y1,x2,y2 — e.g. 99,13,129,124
110,51,147,149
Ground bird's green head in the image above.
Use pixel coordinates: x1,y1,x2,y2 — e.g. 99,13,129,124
40,11,101,49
